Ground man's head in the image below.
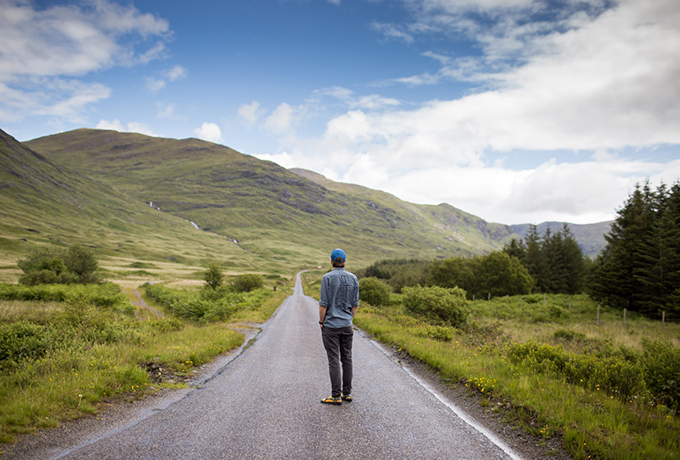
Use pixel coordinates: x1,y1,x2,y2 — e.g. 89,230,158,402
330,248,346,268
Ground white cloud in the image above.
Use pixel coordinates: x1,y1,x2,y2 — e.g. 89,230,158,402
253,151,297,169
265,103,297,134
238,101,263,124
0,0,169,79
370,22,414,43
193,122,223,143
166,65,187,81
258,0,680,224
0,0,170,122
145,65,187,93
157,102,175,119
96,119,126,131
96,119,156,136
146,77,166,93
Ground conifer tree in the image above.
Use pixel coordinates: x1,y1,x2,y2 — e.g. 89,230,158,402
558,224,586,295
591,182,660,312
524,225,550,292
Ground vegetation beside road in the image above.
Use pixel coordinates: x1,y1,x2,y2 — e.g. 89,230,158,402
303,271,680,460
0,252,289,447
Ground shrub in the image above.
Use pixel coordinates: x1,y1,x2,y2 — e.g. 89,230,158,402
63,245,101,284
0,321,51,370
412,324,454,342
17,245,100,285
642,339,680,412
508,341,645,400
0,283,131,314
553,329,586,342
359,277,391,306
204,261,224,290
145,283,272,322
232,274,263,292
402,285,469,326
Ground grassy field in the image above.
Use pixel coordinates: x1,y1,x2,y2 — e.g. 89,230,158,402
0,277,290,448
302,271,680,460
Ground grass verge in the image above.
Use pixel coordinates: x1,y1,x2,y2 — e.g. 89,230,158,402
353,296,680,460
0,279,287,448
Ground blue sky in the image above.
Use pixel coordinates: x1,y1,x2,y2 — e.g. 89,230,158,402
1,0,679,225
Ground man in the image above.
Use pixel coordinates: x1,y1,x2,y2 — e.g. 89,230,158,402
319,248,359,405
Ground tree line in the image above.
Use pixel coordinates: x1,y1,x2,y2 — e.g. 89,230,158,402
358,223,587,302
359,181,680,321
589,181,680,318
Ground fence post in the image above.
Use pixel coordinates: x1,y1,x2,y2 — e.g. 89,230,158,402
520,296,523,308
662,311,666,330
623,308,626,328
506,295,509,306
597,304,600,325
569,300,572,312
472,294,475,301
544,293,546,305
488,293,491,301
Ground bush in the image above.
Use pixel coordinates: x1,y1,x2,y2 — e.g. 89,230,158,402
204,261,224,290
642,339,680,412
508,341,645,400
64,245,100,284
402,285,469,326
0,321,51,370
17,245,100,285
232,274,263,292
553,329,586,342
412,324,454,342
145,283,272,322
0,283,132,314
359,277,391,306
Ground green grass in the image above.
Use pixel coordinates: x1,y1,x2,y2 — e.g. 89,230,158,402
0,279,287,447
350,291,680,460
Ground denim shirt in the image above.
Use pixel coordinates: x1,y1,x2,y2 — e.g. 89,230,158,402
319,268,359,328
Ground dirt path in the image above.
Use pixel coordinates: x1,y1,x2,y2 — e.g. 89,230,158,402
126,288,164,319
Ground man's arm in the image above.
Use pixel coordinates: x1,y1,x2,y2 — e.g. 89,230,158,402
351,306,358,316
319,306,327,327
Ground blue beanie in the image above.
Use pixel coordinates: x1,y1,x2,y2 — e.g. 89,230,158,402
330,248,346,262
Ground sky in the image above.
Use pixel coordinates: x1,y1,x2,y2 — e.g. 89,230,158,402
1,0,679,225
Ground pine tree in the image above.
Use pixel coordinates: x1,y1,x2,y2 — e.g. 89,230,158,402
559,224,586,295
524,225,549,292
503,237,526,261
591,183,657,312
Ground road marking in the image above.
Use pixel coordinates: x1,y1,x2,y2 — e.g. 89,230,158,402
366,336,524,460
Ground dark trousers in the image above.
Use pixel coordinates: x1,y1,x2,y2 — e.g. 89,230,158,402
321,326,354,397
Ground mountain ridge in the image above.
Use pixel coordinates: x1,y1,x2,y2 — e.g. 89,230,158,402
23,129,520,265
0,128,610,272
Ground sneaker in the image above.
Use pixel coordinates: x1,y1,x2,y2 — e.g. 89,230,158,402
320,395,342,405
341,394,352,402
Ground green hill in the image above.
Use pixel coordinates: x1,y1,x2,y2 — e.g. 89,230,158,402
2,127,609,282
0,129,271,282
23,129,518,268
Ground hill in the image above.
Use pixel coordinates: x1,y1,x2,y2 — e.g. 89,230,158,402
0,129,271,282
2,127,610,281
23,129,519,268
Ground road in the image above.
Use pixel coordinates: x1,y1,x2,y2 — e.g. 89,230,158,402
9,273,522,459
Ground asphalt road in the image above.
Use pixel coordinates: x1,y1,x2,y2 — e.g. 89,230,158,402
11,273,522,460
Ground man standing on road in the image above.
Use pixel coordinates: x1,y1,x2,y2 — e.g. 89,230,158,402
319,248,359,405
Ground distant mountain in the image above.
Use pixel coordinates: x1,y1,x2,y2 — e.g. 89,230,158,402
510,221,612,257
